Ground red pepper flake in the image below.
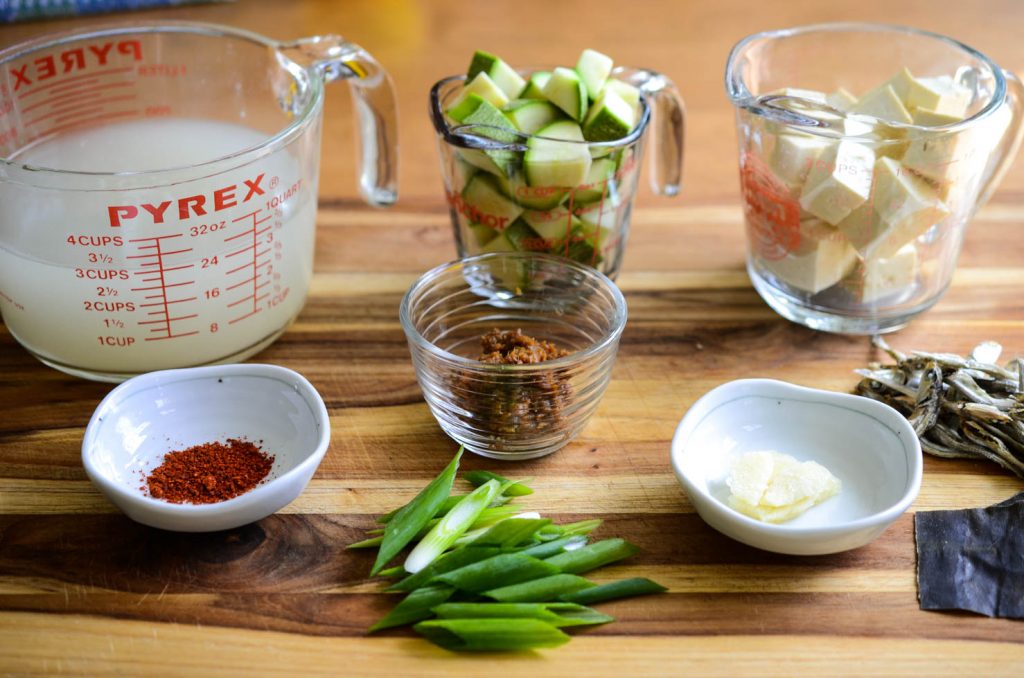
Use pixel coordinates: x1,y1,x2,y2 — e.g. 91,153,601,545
145,438,275,504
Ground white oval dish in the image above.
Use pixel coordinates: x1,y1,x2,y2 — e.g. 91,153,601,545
670,379,921,555
82,364,330,532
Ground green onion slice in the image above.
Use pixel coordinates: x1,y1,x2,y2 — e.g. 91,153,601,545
368,584,455,633
520,534,588,559
558,577,668,605
387,546,502,593
431,602,613,628
413,618,569,651
371,448,463,576
404,479,502,574
484,574,595,602
433,552,560,593
465,517,552,548
544,538,640,574
465,470,534,496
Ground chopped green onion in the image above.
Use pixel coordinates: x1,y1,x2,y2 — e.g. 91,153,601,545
520,534,589,559
465,517,552,548
484,574,595,602
404,479,502,574
359,506,521,550
544,538,640,574
452,512,540,548
368,584,455,633
558,519,603,537
371,448,463,576
413,618,570,651
433,553,560,593
377,566,407,578
558,577,668,605
431,602,613,628
378,495,461,525
387,546,502,593
378,491,513,525
346,535,384,550
534,524,566,541
465,470,533,496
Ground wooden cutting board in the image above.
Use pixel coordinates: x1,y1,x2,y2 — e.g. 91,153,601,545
2,0,1023,675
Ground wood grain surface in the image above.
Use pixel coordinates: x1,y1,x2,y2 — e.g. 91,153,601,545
2,0,1024,675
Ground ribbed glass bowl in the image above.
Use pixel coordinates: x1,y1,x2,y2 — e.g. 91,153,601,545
400,252,627,460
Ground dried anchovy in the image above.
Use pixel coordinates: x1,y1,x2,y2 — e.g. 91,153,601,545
857,337,1024,479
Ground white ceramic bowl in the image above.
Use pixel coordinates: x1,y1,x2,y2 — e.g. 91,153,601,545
82,364,330,532
670,379,921,555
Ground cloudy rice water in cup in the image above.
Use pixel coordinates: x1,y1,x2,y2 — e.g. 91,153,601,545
0,22,398,381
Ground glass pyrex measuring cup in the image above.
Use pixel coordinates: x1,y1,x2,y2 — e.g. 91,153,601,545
727,23,1024,334
430,67,684,280
0,21,398,381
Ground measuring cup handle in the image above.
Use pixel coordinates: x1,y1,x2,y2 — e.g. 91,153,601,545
628,69,686,197
279,36,399,207
977,69,1024,209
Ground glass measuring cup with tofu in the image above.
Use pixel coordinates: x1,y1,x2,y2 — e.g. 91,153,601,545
726,23,1024,334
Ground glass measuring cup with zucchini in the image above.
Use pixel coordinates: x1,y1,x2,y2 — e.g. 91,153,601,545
430,50,685,280
0,21,398,381
727,23,1024,334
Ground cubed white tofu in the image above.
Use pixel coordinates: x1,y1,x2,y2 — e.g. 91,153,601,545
887,68,945,112
916,75,972,117
837,157,949,258
761,219,858,294
901,134,962,189
857,244,920,302
768,133,832,190
799,141,875,225
912,107,963,127
826,88,858,111
852,84,914,124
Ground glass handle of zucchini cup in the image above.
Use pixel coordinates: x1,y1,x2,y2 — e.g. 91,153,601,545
624,68,686,196
278,36,399,206
974,69,1024,209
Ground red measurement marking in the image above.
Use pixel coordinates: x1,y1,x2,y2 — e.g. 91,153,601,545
140,297,196,308
20,78,99,114
230,210,262,224
25,93,135,127
223,246,254,262
126,234,197,341
225,210,274,324
146,332,200,341
740,151,801,261
17,66,134,100
41,109,139,139
51,104,107,126
20,78,134,116
131,263,192,275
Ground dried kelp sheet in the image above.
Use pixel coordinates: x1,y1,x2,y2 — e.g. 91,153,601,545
914,492,1024,619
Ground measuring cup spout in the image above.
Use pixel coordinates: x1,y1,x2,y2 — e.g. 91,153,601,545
622,68,685,196
278,36,399,207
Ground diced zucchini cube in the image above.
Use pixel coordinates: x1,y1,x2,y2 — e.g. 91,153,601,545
576,48,614,101
542,67,588,122
525,120,591,187
521,71,551,100
448,72,510,114
503,99,565,135
467,50,527,99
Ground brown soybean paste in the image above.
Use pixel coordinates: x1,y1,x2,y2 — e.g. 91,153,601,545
465,329,573,436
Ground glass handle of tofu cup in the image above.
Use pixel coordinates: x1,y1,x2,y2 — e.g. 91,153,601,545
976,69,1024,209
279,36,399,207
635,70,685,196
